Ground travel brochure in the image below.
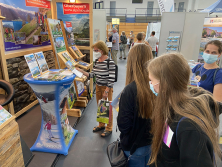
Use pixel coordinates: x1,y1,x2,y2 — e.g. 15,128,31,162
65,60,83,78
0,105,12,126
24,53,41,78
166,36,180,42
71,46,82,57
78,61,89,67
166,45,178,51
34,52,49,74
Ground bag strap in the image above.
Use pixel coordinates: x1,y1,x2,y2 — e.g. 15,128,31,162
107,59,110,69
213,68,220,84
129,120,148,155
95,59,98,66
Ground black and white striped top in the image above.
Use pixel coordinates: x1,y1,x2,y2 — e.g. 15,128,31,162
89,59,115,88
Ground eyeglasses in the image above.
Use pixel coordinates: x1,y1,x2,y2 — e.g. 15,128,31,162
93,49,100,52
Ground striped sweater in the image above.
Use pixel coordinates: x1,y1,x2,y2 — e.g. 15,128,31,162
89,59,115,88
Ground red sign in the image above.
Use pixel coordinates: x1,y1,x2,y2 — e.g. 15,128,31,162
65,21,72,28
25,0,51,9
63,3,89,14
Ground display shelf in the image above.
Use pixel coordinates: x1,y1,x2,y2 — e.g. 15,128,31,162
76,61,93,70
165,31,182,53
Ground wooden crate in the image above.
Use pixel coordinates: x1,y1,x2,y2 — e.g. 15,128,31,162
0,116,24,167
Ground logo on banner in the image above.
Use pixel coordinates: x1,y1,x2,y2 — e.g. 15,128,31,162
65,21,72,28
25,0,51,9
63,3,89,14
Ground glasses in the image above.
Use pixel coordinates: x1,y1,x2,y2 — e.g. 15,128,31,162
93,49,100,52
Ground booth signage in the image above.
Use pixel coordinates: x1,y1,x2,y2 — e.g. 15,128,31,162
157,0,174,15
25,0,51,9
63,3,89,14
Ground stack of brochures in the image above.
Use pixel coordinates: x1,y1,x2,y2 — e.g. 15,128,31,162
24,52,74,81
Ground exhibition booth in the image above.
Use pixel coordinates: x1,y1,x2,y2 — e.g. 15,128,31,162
0,0,222,166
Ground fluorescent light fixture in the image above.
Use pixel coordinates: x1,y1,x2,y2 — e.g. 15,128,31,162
70,0,75,2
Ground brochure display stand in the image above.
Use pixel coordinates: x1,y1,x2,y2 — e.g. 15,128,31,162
24,71,78,155
165,31,182,53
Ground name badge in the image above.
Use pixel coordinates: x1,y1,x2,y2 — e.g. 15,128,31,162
163,125,174,148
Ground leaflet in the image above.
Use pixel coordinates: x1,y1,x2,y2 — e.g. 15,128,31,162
24,53,41,78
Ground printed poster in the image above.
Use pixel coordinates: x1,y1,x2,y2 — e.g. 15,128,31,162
47,18,66,53
64,21,75,46
0,0,52,51
199,18,222,62
57,3,90,46
24,53,41,78
34,51,49,73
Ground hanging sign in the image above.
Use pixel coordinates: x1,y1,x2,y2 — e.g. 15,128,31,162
157,0,174,15
25,0,51,9
63,3,90,14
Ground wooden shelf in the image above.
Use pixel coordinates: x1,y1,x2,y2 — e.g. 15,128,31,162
76,62,93,70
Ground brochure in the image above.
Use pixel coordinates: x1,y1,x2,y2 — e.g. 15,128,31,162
67,82,77,109
0,105,12,125
71,46,82,57
65,60,83,78
34,51,49,74
78,61,89,67
62,52,72,61
24,53,41,78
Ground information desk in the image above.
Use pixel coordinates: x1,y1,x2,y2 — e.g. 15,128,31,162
24,70,78,155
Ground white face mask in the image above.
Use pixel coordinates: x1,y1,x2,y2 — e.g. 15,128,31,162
93,51,102,59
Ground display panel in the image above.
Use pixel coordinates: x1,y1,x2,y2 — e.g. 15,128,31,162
0,0,52,51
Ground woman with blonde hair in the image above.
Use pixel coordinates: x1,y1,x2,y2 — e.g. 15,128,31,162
141,31,152,50
76,40,115,137
117,44,155,166
148,53,222,167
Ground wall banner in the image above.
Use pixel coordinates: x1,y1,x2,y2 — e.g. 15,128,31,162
63,3,89,14
157,0,174,15
0,0,52,51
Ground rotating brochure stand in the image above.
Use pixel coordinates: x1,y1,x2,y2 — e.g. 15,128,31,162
24,70,78,155
165,31,182,53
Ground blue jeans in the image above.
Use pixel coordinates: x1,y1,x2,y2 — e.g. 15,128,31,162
124,145,151,167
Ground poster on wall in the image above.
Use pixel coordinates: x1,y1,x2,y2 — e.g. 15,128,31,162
199,18,222,61
47,18,66,53
57,2,90,46
0,0,52,51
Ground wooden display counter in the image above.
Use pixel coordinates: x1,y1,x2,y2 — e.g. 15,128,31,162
0,116,24,167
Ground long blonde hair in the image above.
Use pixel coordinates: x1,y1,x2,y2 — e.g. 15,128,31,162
148,53,221,166
126,44,155,119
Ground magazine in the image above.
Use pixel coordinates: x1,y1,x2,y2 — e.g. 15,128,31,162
62,52,72,61
0,105,12,125
65,60,83,78
24,53,41,78
34,51,49,74
67,82,77,109
97,99,112,124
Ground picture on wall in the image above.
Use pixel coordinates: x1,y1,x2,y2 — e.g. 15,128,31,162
57,3,90,46
0,0,52,51
48,18,66,53
199,18,222,61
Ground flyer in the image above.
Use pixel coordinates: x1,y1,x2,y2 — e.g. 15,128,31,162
34,51,49,73
24,53,41,78
65,61,83,78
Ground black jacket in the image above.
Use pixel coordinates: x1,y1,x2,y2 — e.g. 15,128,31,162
150,87,222,167
117,81,152,151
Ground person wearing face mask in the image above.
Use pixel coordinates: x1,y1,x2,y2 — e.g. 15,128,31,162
148,53,222,167
192,40,222,101
76,40,115,137
117,44,155,167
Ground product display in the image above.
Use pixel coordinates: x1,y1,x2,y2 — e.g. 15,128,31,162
166,32,182,52
71,46,82,58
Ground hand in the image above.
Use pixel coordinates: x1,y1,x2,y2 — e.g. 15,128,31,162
102,91,108,100
76,67,81,72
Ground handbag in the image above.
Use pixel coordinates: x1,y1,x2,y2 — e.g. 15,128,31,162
107,121,148,167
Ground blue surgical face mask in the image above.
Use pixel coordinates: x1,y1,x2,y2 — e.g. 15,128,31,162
149,81,159,96
202,52,218,64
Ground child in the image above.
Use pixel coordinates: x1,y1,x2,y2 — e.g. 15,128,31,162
45,120,54,139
